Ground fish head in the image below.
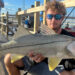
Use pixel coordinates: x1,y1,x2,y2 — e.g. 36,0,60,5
67,41,75,56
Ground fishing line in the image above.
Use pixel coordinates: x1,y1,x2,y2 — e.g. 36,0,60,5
62,7,75,25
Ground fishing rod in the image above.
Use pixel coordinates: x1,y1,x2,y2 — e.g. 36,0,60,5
62,7,75,25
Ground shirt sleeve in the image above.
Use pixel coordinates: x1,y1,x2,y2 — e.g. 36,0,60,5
22,56,35,71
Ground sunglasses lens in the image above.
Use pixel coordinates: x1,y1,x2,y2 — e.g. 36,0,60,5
55,14,62,20
47,14,63,20
47,14,53,19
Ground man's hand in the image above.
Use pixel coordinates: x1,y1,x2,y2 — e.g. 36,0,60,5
28,51,45,63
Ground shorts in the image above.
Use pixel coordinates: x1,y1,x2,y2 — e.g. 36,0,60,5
17,56,75,75
17,56,65,75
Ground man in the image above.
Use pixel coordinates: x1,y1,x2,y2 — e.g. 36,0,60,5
4,1,75,75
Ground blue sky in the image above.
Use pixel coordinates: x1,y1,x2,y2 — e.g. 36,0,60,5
1,0,75,16
1,0,44,14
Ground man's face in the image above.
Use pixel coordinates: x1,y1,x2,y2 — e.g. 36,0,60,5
46,9,64,31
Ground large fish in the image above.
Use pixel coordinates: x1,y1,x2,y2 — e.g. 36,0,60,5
0,33,75,71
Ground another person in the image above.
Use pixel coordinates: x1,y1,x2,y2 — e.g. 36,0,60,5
24,17,29,28
65,22,70,30
4,1,75,75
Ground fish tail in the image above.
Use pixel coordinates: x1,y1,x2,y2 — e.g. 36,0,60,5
48,57,62,71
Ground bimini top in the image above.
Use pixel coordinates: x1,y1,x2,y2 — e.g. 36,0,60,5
0,0,4,8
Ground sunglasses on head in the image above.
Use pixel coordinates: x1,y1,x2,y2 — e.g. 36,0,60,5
46,14,63,20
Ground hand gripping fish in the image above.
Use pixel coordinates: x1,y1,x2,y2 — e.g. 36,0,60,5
0,33,75,71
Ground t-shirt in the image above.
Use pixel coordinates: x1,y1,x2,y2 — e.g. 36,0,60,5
60,29,74,37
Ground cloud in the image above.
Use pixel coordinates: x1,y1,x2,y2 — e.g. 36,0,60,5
1,8,17,14
4,2,14,7
1,2,17,13
1,8,6,11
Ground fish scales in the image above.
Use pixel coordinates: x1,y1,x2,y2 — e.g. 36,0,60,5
0,34,75,59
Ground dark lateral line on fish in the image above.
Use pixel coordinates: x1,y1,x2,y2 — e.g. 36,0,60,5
0,40,69,51
0,41,7,43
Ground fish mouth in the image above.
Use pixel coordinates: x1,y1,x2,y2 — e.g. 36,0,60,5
67,41,75,56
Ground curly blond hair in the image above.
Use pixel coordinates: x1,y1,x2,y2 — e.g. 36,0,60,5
45,1,66,16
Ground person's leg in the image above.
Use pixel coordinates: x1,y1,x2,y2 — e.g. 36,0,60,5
60,70,75,75
4,53,24,75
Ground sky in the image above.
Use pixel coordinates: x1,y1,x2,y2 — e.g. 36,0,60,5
1,0,75,28
1,0,44,14
1,0,64,14
1,0,75,17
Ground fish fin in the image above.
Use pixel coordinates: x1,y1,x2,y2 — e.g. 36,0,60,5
48,57,61,71
67,41,75,56
11,54,24,63
40,24,56,35
1,40,16,47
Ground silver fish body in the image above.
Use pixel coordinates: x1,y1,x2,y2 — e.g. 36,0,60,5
0,34,75,59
